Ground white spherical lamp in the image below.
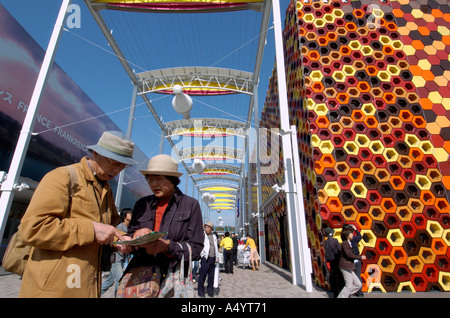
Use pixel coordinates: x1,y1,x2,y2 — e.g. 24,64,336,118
192,159,206,173
172,84,192,119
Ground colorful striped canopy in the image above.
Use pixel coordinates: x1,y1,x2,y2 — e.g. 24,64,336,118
91,0,264,13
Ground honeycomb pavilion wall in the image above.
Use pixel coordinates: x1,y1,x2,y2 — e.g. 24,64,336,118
258,0,450,293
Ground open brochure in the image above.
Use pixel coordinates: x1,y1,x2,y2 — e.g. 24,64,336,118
112,231,167,246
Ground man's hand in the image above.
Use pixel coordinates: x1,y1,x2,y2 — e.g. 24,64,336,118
93,222,125,245
114,236,134,254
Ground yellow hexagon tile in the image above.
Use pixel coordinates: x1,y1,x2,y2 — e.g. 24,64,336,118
412,76,426,87
426,122,442,135
436,116,450,128
434,148,450,162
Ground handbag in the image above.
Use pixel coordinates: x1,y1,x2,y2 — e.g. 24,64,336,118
158,243,194,298
1,230,31,276
116,265,161,298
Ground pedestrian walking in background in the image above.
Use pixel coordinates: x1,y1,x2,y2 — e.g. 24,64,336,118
101,208,133,297
337,229,366,298
323,227,343,298
198,222,219,298
220,231,234,274
18,131,137,297
213,231,221,295
232,233,239,265
343,223,364,297
244,234,260,271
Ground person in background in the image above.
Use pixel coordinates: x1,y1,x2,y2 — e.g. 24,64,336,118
198,222,219,298
343,223,364,297
323,227,343,298
232,233,239,266
192,259,199,284
220,231,234,274
102,208,133,297
337,229,366,298
244,234,260,271
19,131,137,298
213,231,222,295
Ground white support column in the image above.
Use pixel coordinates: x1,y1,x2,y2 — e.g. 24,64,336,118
243,137,248,237
0,0,72,241
115,84,138,210
290,125,313,292
254,84,266,263
272,0,303,288
159,117,165,154
246,130,252,235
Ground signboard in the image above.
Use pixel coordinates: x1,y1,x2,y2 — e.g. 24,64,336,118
0,4,148,204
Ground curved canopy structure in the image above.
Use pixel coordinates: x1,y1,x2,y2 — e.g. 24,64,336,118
194,175,239,184
91,0,265,13
136,66,254,96
164,118,247,138
177,146,244,162
187,163,241,176
199,186,238,193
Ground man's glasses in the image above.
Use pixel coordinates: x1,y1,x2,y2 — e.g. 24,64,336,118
106,157,130,169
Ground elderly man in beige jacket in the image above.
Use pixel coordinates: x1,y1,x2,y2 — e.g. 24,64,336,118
18,131,137,298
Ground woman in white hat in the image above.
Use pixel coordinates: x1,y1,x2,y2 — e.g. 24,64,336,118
122,154,204,296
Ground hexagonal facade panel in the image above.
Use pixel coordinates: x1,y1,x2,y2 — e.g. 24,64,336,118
258,0,450,293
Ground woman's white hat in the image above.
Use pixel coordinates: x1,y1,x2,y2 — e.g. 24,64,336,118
140,154,183,177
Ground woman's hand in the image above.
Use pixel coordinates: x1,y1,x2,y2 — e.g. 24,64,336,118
132,228,170,255
133,228,152,239
141,238,170,255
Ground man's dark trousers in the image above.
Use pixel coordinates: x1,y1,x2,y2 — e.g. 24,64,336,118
224,249,234,274
198,256,215,296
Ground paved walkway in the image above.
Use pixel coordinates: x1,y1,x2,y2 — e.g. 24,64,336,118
0,262,328,298
192,262,328,298
1,263,450,299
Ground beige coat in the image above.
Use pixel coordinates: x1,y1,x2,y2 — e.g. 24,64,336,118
18,157,120,298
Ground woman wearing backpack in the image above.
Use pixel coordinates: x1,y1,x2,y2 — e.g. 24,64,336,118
323,227,342,298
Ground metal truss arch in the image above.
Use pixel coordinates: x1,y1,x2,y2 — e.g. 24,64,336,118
164,118,247,138
187,163,241,176
90,0,265,13
178,146,244,162
136,66,254,96
199,184,238,192
194,175,240,184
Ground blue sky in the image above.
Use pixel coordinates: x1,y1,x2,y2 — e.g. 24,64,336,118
1,0,290,227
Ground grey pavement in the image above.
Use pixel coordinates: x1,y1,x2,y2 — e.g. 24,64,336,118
0,262,328,298
1,263,450,298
